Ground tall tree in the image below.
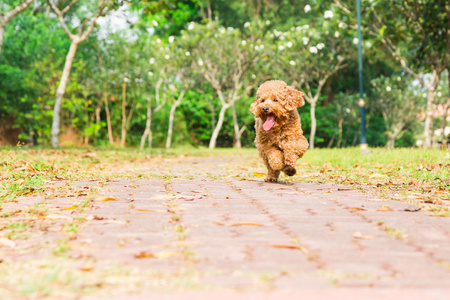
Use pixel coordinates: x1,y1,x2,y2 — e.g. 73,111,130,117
188,21,266,149
370,75,422,148
0,0,34,55
48,0,111,148
367,0,450,148
277,4,352,149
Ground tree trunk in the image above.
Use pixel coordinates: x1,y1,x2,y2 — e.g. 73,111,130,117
386,134,395,149
337,119,343,148
231,104,242,149
103,91,114,145
441,99,450,149
424,72,439,148
166,90,186,149
120,82,127,147
0,25,5,56
209,103,230,149
327,132,335,148
309,102,316,149
140,96,153,149
51,40,79,148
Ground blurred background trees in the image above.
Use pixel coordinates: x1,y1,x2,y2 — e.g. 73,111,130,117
0,0,449,149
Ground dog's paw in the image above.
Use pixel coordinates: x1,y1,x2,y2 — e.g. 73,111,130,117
264,176,278,182
283,166,297,176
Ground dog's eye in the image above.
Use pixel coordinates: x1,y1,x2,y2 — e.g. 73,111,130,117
273,99,278,102
261,99,265,103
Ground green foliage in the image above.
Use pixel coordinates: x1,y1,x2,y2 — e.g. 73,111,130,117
1,0,448,149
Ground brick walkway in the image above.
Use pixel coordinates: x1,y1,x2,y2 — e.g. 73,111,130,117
2,155,450,299
79,177,449,299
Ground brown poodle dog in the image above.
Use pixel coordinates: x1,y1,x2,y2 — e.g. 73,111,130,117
250,80,309,182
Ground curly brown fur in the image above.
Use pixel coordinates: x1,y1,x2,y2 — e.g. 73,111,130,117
250,80,309,182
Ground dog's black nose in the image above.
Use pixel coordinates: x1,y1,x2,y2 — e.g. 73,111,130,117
263,107,269,113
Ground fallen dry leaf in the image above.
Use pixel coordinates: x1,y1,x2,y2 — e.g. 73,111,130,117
42,214,73,221
134,251,179,259
60,205,78,210
252,172,266,177
80,261,95,271
369,173,388,179
353,232,375,240
404,207,421,212
377,207,392,212
99,197,120,202
232,222,264,227
214,221,264,227
271,244,309,254
348,207,366,211
133,208,165,212
337,188,357,191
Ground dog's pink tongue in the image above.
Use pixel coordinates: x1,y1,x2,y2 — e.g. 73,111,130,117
263,114,275,131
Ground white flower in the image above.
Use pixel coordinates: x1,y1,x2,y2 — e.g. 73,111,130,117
317,43,325,50
334,31,339,38
290,60,296,66
274,30,281,37
185,51,190,56
124,77,130,83
324,10,333,18
168,36,174,43
219,27,225,34
286,41,293,48
397,77,401,81
241,40,247,46
278,45,285,51
365,41,372,48
302,37,309,45
148,72,153,77
386,86,391,92
188,23,194,30
279,36,285,40
345,108,351,113
244,22,250,28
309,46,318,54
269,34,274,38
165,54,170,60
198,59,204,66
149,58,155,64
227,27,234,31
422,93,427,98
353,38,359,44
438,92,442,97
296,26,302,31
255,45,260,51
259,44,264,49
156,38,161,44
252,74,256,79
339,22,345,28
265,20,271,25
303,25,310,29
152,20,158,26
304,5,311,13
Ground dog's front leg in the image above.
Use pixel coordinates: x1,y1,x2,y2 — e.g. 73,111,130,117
261,147,284,182
281,142,301,176
282,137,309,176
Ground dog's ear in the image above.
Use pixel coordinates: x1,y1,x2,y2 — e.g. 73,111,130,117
250,99,258,115
285,86,305,111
